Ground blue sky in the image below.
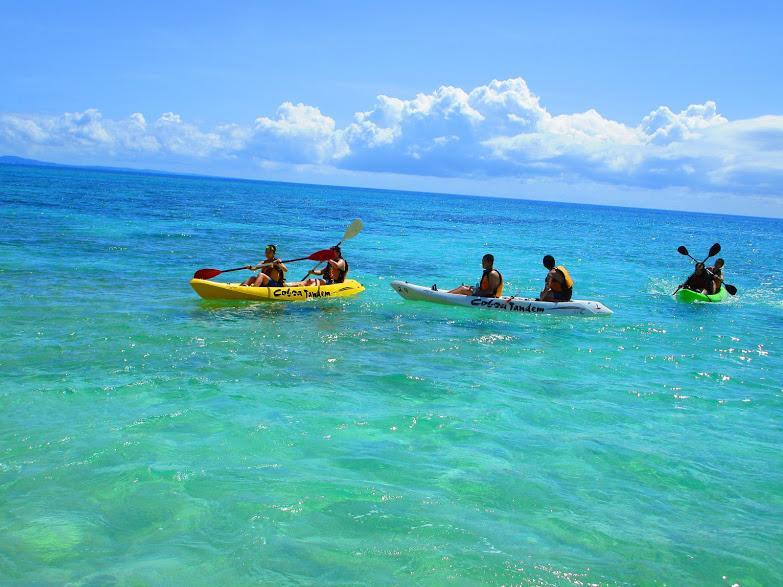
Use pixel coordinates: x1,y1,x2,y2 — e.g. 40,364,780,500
2,0,782,216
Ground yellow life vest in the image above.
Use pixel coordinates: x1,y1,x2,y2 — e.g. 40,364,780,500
550,265,574,292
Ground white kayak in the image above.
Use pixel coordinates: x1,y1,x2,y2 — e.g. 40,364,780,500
391,281,613,316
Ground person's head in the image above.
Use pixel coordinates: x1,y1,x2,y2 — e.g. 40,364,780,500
543,255,556,270
482,253,494,270
694,262,705,274
715,258,725,269
264,244,277,260
331,245,342,259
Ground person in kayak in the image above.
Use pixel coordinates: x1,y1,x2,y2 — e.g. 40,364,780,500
539,255,573,302
707,258,725,294
240,244,288,287
300,245,348,286
448,254,503,297
679,262,713,295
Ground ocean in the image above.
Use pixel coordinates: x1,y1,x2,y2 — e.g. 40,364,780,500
1,163,781,585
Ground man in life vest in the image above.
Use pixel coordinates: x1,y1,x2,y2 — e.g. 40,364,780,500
680,262,714,295
448,254,503,298
302,245,349,286
240,244,288,287
539,255,573,302
707,258,725,294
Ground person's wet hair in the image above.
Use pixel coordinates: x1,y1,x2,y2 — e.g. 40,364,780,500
715,258,725,268
483,253,494,265
543,255,555,269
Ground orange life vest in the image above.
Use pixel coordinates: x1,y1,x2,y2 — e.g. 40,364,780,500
479,269,503,297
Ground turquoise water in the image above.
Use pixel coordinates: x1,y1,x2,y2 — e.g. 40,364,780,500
1,163,782,585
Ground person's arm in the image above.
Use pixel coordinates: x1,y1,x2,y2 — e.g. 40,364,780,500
276,261,288,273
324,259,346,274
541,270,556,294
488,272,501,296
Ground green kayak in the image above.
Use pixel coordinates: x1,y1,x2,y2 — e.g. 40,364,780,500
676,286,729,303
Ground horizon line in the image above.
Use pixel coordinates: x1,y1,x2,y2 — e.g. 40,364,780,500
1,154,780,222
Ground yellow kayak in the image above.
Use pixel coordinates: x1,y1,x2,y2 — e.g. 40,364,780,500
189,278,365,301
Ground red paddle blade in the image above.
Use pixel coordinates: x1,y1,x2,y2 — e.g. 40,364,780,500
308,249,337,262
193,268,222,280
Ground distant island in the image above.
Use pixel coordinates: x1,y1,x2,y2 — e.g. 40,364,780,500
0,155,64,167
0,155,195,179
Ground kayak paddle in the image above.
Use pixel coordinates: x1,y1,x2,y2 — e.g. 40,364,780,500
713,276,737,296
256,249,336,269
301,218,364,280
705,242,721,261
193,266,249,280
674,243,737,295
677,242,720,263
193,249,336,280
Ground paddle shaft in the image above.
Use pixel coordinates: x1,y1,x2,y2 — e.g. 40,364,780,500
253,254,326,269
216,266,249,274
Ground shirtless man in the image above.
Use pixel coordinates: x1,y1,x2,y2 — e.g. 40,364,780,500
707,258,725,294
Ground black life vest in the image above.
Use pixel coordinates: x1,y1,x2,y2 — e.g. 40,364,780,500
324,258,348,283
685,270,712,291
262,257,285,284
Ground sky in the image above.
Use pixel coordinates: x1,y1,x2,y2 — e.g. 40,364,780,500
1,0,782,216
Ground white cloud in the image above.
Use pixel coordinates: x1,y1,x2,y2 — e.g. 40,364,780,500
640,101,727,145
1,78,781,196
252,102,346,163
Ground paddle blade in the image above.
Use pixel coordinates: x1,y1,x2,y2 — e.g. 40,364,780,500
725,284,738,295
707,242,721,258
193,268,222,280
341,218,364,242
308,249,337,262
677,246,689,256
